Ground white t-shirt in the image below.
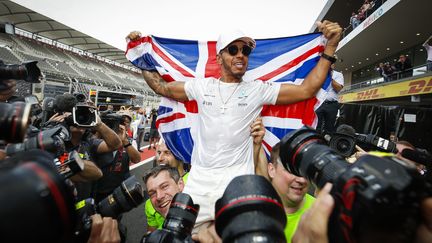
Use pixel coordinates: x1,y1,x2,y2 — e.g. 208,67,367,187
325,70,344,101
183,77,281,223
184,77,281,171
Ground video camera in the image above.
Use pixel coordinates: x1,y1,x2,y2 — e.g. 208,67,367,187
279,126,432,243
42,93,97,128
327,124,397,157
143,192,200,243
75,175,144,240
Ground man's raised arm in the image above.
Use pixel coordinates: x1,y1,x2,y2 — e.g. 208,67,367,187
142,70,188,101
126,31,189,101
275,20,342,105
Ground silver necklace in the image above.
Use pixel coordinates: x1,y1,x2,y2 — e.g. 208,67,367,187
218,78,241,114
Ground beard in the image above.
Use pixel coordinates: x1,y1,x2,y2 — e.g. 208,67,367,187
221,58,246,80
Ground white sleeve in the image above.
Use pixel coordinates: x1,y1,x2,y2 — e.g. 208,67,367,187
256,80,281,105
184,79,198,101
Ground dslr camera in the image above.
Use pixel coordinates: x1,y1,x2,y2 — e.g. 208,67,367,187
75,175,144,239
279,126,432,243
99,110,123,133
143,192,200,243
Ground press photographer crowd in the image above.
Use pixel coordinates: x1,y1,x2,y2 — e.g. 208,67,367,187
1,56,432,243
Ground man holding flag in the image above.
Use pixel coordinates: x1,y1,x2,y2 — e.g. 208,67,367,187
126,20,341,235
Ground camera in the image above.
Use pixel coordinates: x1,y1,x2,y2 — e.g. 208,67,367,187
279,126,431,243
0,60,42,86
100,110,123,132
0,150,77,243
143,192,200,243
327,124,397,157
75,175,144,238
6,125,70,157
215,175,286,243
45,93,97,128
0,101,31,143
72,93,97,127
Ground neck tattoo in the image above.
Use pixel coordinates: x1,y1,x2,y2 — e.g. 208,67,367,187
218,78,241,114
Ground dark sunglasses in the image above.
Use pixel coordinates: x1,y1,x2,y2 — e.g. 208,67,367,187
225,44,252,57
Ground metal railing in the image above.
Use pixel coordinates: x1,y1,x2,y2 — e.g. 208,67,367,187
342,63,430,92
342,0,388,39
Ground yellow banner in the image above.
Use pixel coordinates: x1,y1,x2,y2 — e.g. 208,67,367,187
89,89,97,96
340,75,432,103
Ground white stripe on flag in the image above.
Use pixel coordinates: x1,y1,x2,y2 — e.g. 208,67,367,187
159,117,191,133
126,42,152,62
195,41,209,79
262,116,304,129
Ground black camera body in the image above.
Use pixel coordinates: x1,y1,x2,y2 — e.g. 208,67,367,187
75,175,144,239
280,126,432,243
100,110,123,132
6,125,70,157
143,193,199,243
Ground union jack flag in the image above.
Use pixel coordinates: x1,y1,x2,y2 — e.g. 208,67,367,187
125,33,331,163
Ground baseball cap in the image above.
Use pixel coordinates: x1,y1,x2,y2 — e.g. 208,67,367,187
216,29,256,54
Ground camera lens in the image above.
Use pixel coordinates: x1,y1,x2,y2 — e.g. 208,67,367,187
329,134,356,157
73,106,96,126
279,126,349,188
97,175,144,218
0,150,76,243
163,192,199,239
215,175,286,243
279,126,426,243
0,102,31,143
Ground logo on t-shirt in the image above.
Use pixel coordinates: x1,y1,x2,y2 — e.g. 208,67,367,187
203,100,213,106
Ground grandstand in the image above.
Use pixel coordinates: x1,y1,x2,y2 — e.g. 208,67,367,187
0,0,160,108
313,0,432,150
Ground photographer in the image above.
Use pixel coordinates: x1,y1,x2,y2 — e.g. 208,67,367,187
292,183,432,243
143,165,185,228
145,140,188,232
267,143,315,243
93,121,141,203
148,108,159,150
48,110,121,199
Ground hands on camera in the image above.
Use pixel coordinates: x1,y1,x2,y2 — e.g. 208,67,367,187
87,214,120,243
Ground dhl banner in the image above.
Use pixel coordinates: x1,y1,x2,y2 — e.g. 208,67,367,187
89,89,97,96
340,75,432,103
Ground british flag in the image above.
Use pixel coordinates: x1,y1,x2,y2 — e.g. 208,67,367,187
125,33,331,163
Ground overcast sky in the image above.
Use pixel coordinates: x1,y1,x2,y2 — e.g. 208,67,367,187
12,0,327,51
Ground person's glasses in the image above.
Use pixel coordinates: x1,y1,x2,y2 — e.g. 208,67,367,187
226,44,252,57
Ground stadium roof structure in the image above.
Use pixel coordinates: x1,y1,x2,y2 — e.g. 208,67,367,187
0,0,131,66
310,0,431,72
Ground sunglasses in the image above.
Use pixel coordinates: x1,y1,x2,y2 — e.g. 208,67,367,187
225,44,252,57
